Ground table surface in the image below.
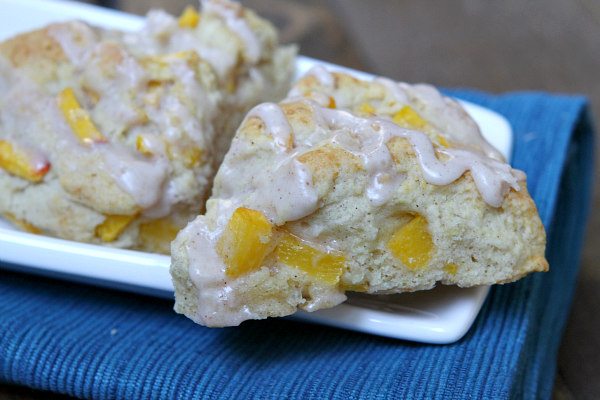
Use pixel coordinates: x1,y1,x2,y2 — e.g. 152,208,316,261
1,0,598,399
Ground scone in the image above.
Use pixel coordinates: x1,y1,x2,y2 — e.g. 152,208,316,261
171,67,548,326
0,0,295,253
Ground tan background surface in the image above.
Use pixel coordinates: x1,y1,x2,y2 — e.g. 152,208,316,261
1,1,598,399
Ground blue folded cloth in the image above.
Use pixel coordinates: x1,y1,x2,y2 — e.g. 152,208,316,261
0,91,594,399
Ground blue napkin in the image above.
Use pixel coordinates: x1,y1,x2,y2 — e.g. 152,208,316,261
0,91,594,399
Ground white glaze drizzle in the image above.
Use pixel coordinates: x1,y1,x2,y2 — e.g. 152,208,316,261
245,101,522,209
374,77,409,105
98,143,169,209
316,105,521,207
268,158,319,221
214,141,319,224
325,113,404,206
201,0,261,63
183,210,259,327
244,103,292,150
291,67,505,162
395,83,504,161
6,22,216,218
307,65,335,87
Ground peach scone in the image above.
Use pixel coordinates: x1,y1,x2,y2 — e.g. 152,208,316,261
171,67,548,326
0,0,295,253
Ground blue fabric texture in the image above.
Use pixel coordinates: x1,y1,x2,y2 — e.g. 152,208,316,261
0,91,595,399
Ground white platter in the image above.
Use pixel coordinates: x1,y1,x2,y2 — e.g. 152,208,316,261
0,0,512,343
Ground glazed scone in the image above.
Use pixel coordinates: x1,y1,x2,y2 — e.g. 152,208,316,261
0,22,221,253
0,2,295,254
171,67,548,326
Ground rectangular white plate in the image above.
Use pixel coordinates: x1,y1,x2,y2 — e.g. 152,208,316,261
0,0,513,343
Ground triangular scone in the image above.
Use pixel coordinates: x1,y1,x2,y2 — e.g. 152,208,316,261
171,68,548,327
0,22,220,253
0,0,295,253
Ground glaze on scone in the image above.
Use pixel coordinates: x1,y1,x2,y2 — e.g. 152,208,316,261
171,67,548,327
0,0,295,253
120,0,296,161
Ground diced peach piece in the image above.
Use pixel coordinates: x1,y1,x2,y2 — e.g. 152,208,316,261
181,146,203,168
392,106,428,131
0,140,50,182
166,143,204,167
3,212,42,234
358,102,375,115
387,214,433,269
437,134,450,147
143,51,197,71
178,5,200,28
217,208,274,278
95,214,137,242
327,96,337,109
57,88,106,144
139,218,181,254
277,233,345,285
162,50,198,62
136,135,153,156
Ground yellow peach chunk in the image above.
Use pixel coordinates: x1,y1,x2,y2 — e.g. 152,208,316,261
0,140,50,182
3,212,42,234
387,214,433,269
327,96,337,109
178,5,200,28
358,102,375,115
166,143,204,167
139,218,181,254
95,214,137,242
181,146,203,168
277,233,345,286
144,51,197,70
392,106,428,131
217,208,274,278
163,50,198,62
136,135,153,156
444,263,458,275
437,135,450,147
57,88,106,144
